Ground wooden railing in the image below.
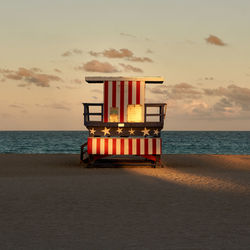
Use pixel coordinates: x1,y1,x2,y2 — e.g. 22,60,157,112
83,103,167,126
144,103,167,124
83,103,103,123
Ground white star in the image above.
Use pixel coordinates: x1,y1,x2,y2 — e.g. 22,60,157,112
117,127,123,134
128,128,135,135
101,127,110,136
141,127,150,136
154,129,159,136
89,128,96,135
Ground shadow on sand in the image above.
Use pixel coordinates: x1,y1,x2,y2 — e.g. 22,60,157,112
0,154,249,249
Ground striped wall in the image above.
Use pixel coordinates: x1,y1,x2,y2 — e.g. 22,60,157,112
87,137,161,155
104,80,145,122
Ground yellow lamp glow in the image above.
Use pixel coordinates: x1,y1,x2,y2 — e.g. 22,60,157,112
127,104,143,122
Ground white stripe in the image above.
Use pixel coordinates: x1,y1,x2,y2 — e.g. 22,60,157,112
92,138,97,154
104,82,108,122
116,81,120,120
156,138,161,154
140,82,145,122
140,138,144,155
100,138,104,154
123,138,128,155
118,81,123,122
148,138,152,155
116,138,120,155
140,81,145,105
108,138,112,155
124,81,128,122
108,81,112,122
132,138,137,155
132,81,136,104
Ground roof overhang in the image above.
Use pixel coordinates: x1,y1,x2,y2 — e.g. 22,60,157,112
85,76,164,84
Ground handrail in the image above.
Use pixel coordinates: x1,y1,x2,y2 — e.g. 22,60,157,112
83,103,103,123
83,103,166,124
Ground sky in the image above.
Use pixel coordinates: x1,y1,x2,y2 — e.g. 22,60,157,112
0,0,250,130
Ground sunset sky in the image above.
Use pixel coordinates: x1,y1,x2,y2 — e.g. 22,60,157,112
0,0,250,130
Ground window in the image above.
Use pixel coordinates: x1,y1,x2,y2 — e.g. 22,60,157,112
127,104,143,122
110,107,118,122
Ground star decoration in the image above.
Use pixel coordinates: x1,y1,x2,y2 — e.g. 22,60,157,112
128,128,135,135
101,127,110,136
117,127,123,134
154,129,159,136
141,127,150,136
89,128,96,135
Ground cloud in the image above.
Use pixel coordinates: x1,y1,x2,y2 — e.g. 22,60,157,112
120,32,136,38
89,51,100,57
128,56,152,62
213,97,234,113
170,83,202,99
89,48,153,63
73,49,83,54
61,49,83,57
62,51,72,57
8,104,27,114
30,67,42,72
203,84,250,111
146,49,153,54
9,104,23,108
0,67,62,87
204,77,214,80
150,82,202,100
54,68,62,73
72,78,82,84
205,35,227,46
150,81,250,120
0,69,12,74
102,48,133,58
36,103,70,110
76,60,119,73
183,100,210,117
119,63,143,73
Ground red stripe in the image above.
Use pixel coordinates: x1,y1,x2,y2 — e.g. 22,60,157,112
104,138,109,155
120,138,124,155
104,81,109,122
136,81,140,104
120,81,124,122
129,138,133,155
145,138,148,155
152,138,156,154
87,138,92,154
128,81,132,104
96,138,100,154
112,138,116,155
112,81,116,107
136,138,140,155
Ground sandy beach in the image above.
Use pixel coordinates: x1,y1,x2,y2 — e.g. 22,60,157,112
0,154,249,250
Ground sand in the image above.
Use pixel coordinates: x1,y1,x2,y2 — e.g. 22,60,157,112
0,154,249,250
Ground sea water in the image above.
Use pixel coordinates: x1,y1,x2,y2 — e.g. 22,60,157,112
0,131,249,154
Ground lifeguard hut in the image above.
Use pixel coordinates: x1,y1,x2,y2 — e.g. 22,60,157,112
81,76,167,167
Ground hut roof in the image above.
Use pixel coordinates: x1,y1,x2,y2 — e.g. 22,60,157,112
85,76,164,84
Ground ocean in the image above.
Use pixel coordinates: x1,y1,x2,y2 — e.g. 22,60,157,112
0,131,249,154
